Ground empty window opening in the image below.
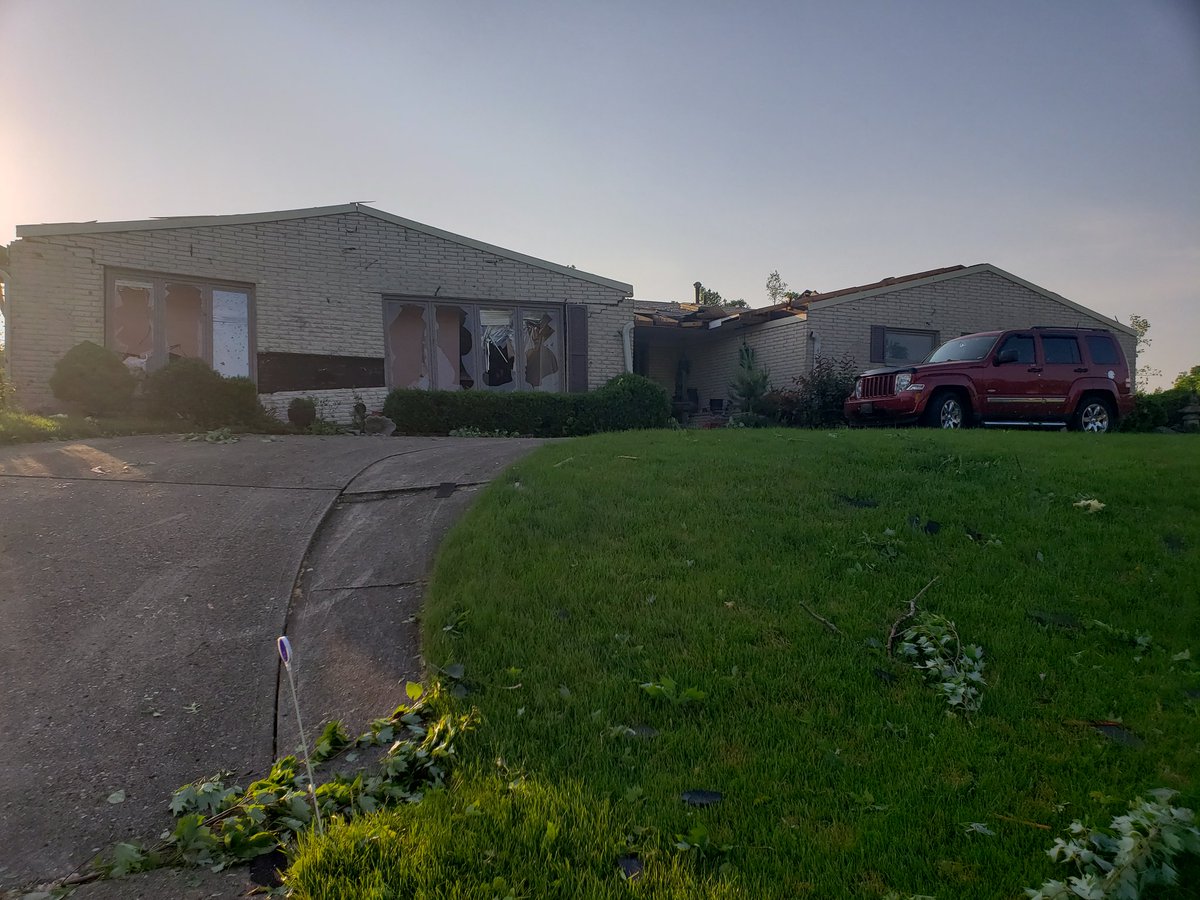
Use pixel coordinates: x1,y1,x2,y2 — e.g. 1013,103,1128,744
434,306,475,390
165,282,204,362
387,304,430,389
112,280,155,370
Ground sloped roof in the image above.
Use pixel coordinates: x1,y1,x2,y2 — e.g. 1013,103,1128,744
801,263,1134,335
15,203,633,293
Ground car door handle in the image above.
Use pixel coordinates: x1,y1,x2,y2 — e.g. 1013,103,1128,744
1027,366,1042,373
1074,367,1088,373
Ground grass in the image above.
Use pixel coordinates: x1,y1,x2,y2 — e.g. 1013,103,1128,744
0,408,185,444
287,428,1200,899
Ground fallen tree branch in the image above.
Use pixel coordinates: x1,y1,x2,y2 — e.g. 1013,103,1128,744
886,576,938,657
993,812,1051,831
798,601,842,636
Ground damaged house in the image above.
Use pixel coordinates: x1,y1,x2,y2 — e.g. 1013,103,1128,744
3,204,633,419
633,265,1136,416
1,204,1134,426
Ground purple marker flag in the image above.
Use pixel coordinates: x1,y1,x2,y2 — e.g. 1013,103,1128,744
277,635,292,667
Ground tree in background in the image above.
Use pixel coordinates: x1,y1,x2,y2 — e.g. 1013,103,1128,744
766,270,788,305
696,284,748,309
1128,314,1162,391
1174,365,1200,393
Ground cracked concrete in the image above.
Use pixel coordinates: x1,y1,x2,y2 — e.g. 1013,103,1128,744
0,434,544,893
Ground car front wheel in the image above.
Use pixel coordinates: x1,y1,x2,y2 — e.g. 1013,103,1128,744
1073,396,1115,433
923,391,966,429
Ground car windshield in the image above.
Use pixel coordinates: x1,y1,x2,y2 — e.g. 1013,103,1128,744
925,335,997,363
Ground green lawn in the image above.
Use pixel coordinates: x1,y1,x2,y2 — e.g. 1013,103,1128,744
288,429,1199,899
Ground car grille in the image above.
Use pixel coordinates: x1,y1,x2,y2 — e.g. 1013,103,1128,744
860,374,896,399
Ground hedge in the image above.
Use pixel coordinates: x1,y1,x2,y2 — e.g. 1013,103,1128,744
382,373,670,437
1120,387,1195,432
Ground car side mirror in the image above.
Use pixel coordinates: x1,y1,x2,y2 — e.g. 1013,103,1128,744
996,348,1018,365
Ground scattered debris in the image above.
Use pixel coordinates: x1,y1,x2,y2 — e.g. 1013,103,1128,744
839,494,879,508
1086,720,1144,748
962,822,995,836
363,415,396,436
1073,498,1105,514
617,455,639,460
552,456,575,468
873,667,898,685
886,577,939,657
681,789,723,807
1027,610,1083,631
798,600,842,635
106,790,125,804
617,855,644,881
629,725,658,740
994,813,1051,831
923,520,941,536
90,466,108,475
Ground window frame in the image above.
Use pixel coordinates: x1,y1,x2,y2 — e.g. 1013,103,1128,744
381,295,568,393
104,268,257,381
871,325,940,366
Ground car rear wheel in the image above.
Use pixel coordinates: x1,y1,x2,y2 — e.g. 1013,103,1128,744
1072,396,1115,433
923,391,966,429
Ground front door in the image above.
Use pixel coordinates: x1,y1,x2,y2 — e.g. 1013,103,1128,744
977,333,1040,419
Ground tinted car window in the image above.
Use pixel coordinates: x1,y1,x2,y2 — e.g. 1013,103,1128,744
1043,336,1082,365
998,334,1035,364
1086,334,1119,365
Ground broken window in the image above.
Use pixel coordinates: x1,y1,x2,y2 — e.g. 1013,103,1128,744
382,299,568,392
433,306,475,390
479,308,516,390
106,270,255,379
164,282,204,362
385,303,430,389
521,308,562,391
212,290,251,377
112,280,155,372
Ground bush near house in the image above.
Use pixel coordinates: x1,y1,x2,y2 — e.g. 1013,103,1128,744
49,341,137,416
144,358,266,428
761,353,858,428
1120,386,1194,432
383,373,670,436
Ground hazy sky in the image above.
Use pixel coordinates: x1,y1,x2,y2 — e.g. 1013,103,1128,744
2,0,1197,385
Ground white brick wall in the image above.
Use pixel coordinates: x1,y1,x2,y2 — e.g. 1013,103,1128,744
8,209,632,410
259,387,391,425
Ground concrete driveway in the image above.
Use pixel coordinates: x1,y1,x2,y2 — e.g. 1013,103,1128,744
0,434,544,892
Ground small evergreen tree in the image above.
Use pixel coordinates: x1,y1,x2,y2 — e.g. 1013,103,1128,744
729,344,770,413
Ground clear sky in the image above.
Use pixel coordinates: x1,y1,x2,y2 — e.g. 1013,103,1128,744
2,0,1197,386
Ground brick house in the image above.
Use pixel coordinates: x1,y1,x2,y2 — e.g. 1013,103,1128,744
3,203,633,418
633,264,1137,414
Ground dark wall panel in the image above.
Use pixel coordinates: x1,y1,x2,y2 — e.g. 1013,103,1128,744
257,353,385,393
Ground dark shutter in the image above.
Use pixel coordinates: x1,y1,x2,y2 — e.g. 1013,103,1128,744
869,325,886,364
566,304,589,392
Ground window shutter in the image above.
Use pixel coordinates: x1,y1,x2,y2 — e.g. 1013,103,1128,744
870,325,886,364
566,304,589,392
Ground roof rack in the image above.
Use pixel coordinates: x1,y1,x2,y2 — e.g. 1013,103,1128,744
1029,325,1112,331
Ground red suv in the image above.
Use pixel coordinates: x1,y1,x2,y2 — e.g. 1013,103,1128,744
843,327,1134,432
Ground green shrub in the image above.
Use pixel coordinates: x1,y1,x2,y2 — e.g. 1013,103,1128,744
1120,387,1193,432
49,341,136,416
766,353,858,428
144,358,265,427
382,374,669,437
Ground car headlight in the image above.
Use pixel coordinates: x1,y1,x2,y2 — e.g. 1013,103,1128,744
854,378,863,399
895,373,912,392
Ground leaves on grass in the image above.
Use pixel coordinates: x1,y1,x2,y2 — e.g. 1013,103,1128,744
639,677,705,705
